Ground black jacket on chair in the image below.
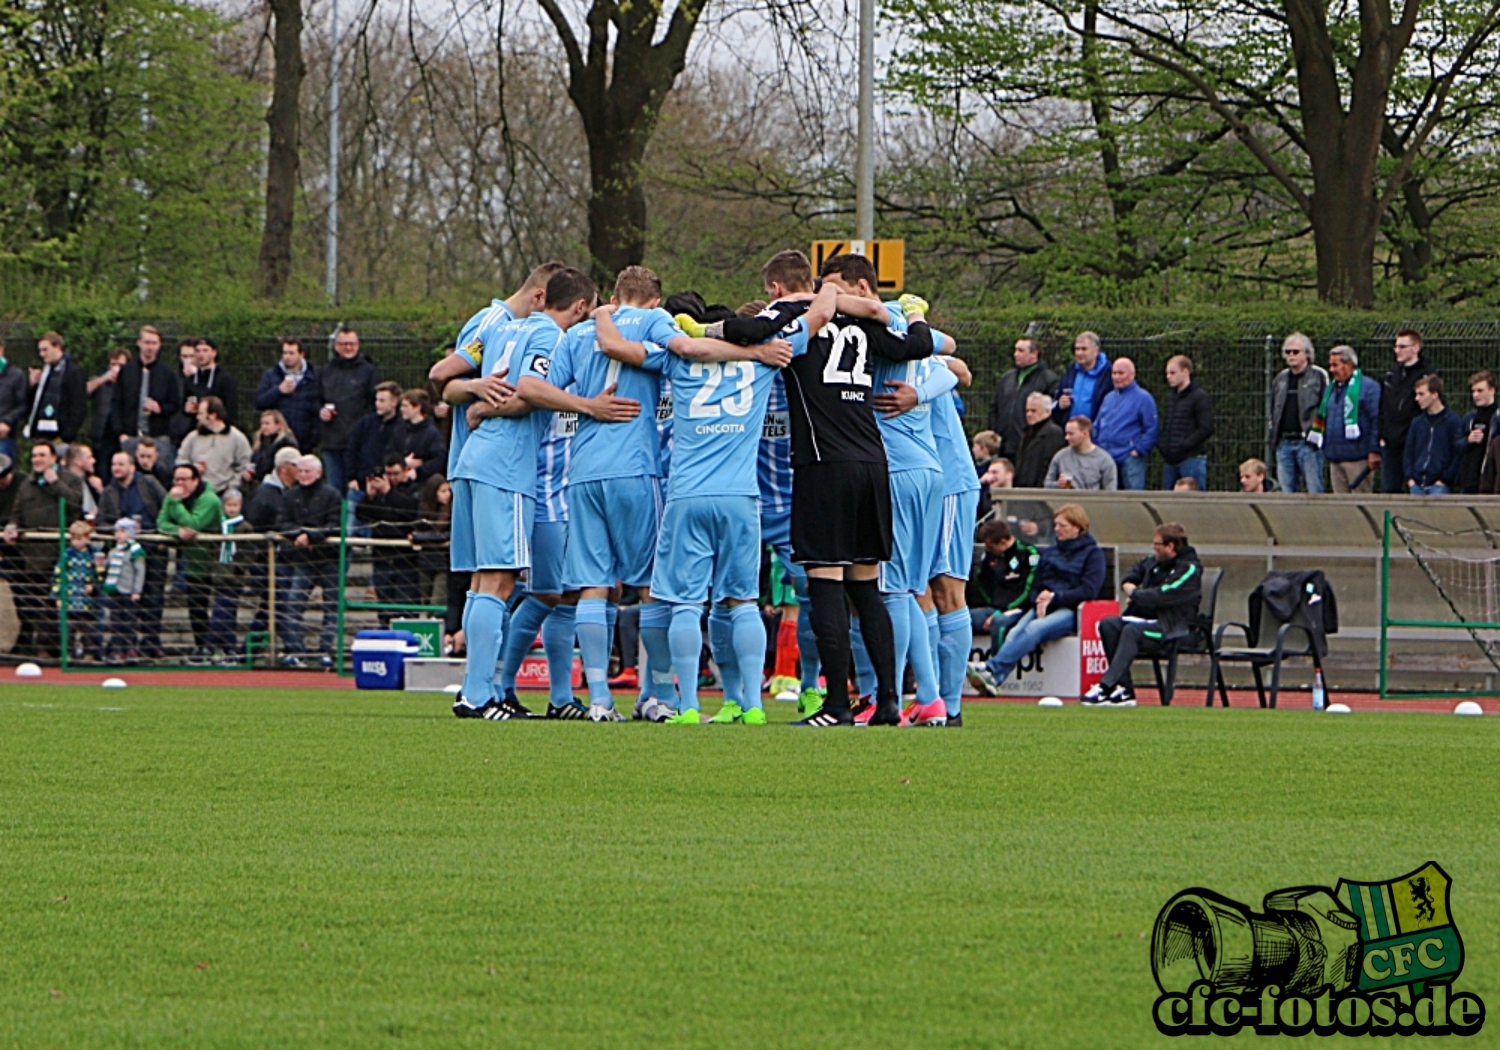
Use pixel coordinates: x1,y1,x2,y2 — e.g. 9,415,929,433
1248,570,1339,657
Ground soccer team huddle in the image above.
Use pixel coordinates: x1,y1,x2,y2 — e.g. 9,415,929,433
434,248,979,726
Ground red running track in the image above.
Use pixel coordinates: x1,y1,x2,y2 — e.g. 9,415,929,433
2,666,1489,715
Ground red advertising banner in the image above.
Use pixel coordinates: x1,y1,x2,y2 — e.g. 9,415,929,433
515,654,584,689
1078,599,1120,695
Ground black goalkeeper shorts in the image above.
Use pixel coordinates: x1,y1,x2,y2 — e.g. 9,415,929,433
790,460,893,567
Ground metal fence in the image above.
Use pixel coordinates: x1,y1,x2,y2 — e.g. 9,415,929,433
7,315,1500,493
2,501,456,672
946,319,1500,491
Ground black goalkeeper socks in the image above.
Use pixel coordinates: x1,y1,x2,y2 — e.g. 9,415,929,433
807,577,852,714
844,577,897,705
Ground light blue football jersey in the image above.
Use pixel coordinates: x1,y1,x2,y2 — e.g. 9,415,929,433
757,372,793,518
655,379,674,477
547,313,670,484
871,353,948,473
662,354,779,500
931,381,980,497
447,299,515,478
900,319,975,496
871,304,948,473
452,313,563,496
537,406,575,522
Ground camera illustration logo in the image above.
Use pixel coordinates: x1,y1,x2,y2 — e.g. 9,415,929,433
1151,862,1486,1035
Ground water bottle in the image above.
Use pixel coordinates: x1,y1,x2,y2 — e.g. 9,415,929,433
1312,668,1326,711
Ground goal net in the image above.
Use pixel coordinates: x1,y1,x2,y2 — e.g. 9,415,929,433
1383,514,1500,695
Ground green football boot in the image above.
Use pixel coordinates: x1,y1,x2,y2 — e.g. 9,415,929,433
708,701,745,724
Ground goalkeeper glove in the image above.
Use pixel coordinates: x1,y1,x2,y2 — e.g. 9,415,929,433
675,313,708,339
897,293,930,318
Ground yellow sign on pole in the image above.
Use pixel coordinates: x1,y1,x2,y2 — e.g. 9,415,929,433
810,239,905,293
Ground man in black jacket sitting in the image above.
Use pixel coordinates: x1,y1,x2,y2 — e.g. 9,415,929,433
1083,522,1202,705
275,455,343,666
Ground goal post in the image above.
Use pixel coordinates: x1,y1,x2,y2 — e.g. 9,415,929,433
1380,511,1500,698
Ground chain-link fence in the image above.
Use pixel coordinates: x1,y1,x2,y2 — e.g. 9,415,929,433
946,319,1500,491
0,318,445,393
7,314,1500,493
3,500,457,671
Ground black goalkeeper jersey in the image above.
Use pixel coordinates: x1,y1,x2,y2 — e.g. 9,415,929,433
784,314,933,467
720,298,811,346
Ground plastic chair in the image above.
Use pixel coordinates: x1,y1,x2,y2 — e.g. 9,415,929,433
1205,575,1325,709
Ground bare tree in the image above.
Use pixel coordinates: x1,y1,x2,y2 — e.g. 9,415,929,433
536,0,711,284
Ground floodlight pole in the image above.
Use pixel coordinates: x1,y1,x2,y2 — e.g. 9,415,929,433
326,0,340,305
854,0,875,243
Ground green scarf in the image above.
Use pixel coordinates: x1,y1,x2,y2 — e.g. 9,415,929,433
1311,369,1362,447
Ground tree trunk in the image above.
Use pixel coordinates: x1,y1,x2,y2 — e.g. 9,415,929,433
541,0,705,287
1284,0,1406,309
586,137,649,287
1394,177,1434,289
257,0,305,300
1307,158,1381,308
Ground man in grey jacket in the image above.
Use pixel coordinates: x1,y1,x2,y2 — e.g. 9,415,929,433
1044,416,1119,490
1269,333,1329,493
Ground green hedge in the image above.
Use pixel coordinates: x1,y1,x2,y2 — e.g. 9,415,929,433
17,295,1494,365
4,299,462,373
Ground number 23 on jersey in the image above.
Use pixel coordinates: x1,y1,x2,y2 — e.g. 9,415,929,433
688,361,757,418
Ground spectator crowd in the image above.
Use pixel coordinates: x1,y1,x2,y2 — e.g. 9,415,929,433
977,326,1500,497
2,319,1497,673
0,327,454,667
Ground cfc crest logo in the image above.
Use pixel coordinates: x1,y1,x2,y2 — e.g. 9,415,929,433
1150,863,1484,1036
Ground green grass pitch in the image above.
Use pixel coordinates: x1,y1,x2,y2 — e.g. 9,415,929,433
1,685,1497,1048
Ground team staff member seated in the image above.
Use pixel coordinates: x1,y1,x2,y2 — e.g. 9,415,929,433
1082,522,1202,706
969,503,1105,694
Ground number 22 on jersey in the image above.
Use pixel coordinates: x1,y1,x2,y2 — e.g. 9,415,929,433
820,323,872,388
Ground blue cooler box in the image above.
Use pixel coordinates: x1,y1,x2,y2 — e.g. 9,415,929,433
353,630,423,689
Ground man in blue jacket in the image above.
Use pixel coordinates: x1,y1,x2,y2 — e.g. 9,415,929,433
1405,375,1464,495
1093,357,1158,490
1313,345,1381,494
1051,331,1111,425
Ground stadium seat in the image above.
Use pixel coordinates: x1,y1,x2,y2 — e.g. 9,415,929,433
1205,571,1335,708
